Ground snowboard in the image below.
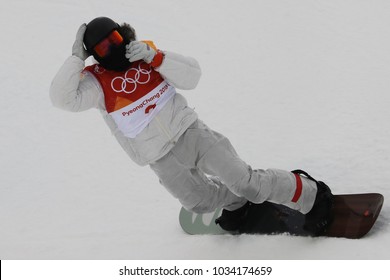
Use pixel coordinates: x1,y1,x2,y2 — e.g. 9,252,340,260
179,193,384,239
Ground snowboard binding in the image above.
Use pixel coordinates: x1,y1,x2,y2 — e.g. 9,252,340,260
215,170,335,236
292,170,334,236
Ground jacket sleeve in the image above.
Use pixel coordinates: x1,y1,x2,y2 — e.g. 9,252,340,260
156,51,202,90
50,56,102,112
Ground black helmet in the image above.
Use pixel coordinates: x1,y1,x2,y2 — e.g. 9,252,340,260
84,17,131,71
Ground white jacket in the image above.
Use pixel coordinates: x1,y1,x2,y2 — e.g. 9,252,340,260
50,51,201,165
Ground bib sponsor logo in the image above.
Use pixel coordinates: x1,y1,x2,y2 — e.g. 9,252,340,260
145,104,156,114
121,82,171,116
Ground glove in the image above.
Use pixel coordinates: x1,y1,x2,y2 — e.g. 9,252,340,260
125,41,156,63
72,24,90,61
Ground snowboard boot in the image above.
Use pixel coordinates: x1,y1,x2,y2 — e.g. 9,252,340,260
215,201,251,231
292,170,334,236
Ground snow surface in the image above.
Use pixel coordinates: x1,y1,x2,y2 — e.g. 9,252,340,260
1,0,390,260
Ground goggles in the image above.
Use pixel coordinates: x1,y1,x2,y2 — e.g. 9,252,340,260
93,30,124,58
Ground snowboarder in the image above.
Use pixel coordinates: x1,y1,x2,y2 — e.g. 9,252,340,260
50,17,333,236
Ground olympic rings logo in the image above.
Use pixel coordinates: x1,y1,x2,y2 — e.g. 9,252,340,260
111,63,152,94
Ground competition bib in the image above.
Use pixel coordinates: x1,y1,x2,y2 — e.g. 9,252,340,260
85,61,176,138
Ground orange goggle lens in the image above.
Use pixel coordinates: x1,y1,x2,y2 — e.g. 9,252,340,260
93,30,124,58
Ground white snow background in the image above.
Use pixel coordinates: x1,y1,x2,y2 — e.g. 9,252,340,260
1,0,390,260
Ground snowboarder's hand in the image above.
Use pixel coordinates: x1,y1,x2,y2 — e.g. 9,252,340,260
72,24,90,61
125,41,156,63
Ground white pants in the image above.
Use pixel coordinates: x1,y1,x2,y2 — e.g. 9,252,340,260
150,120,317,214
